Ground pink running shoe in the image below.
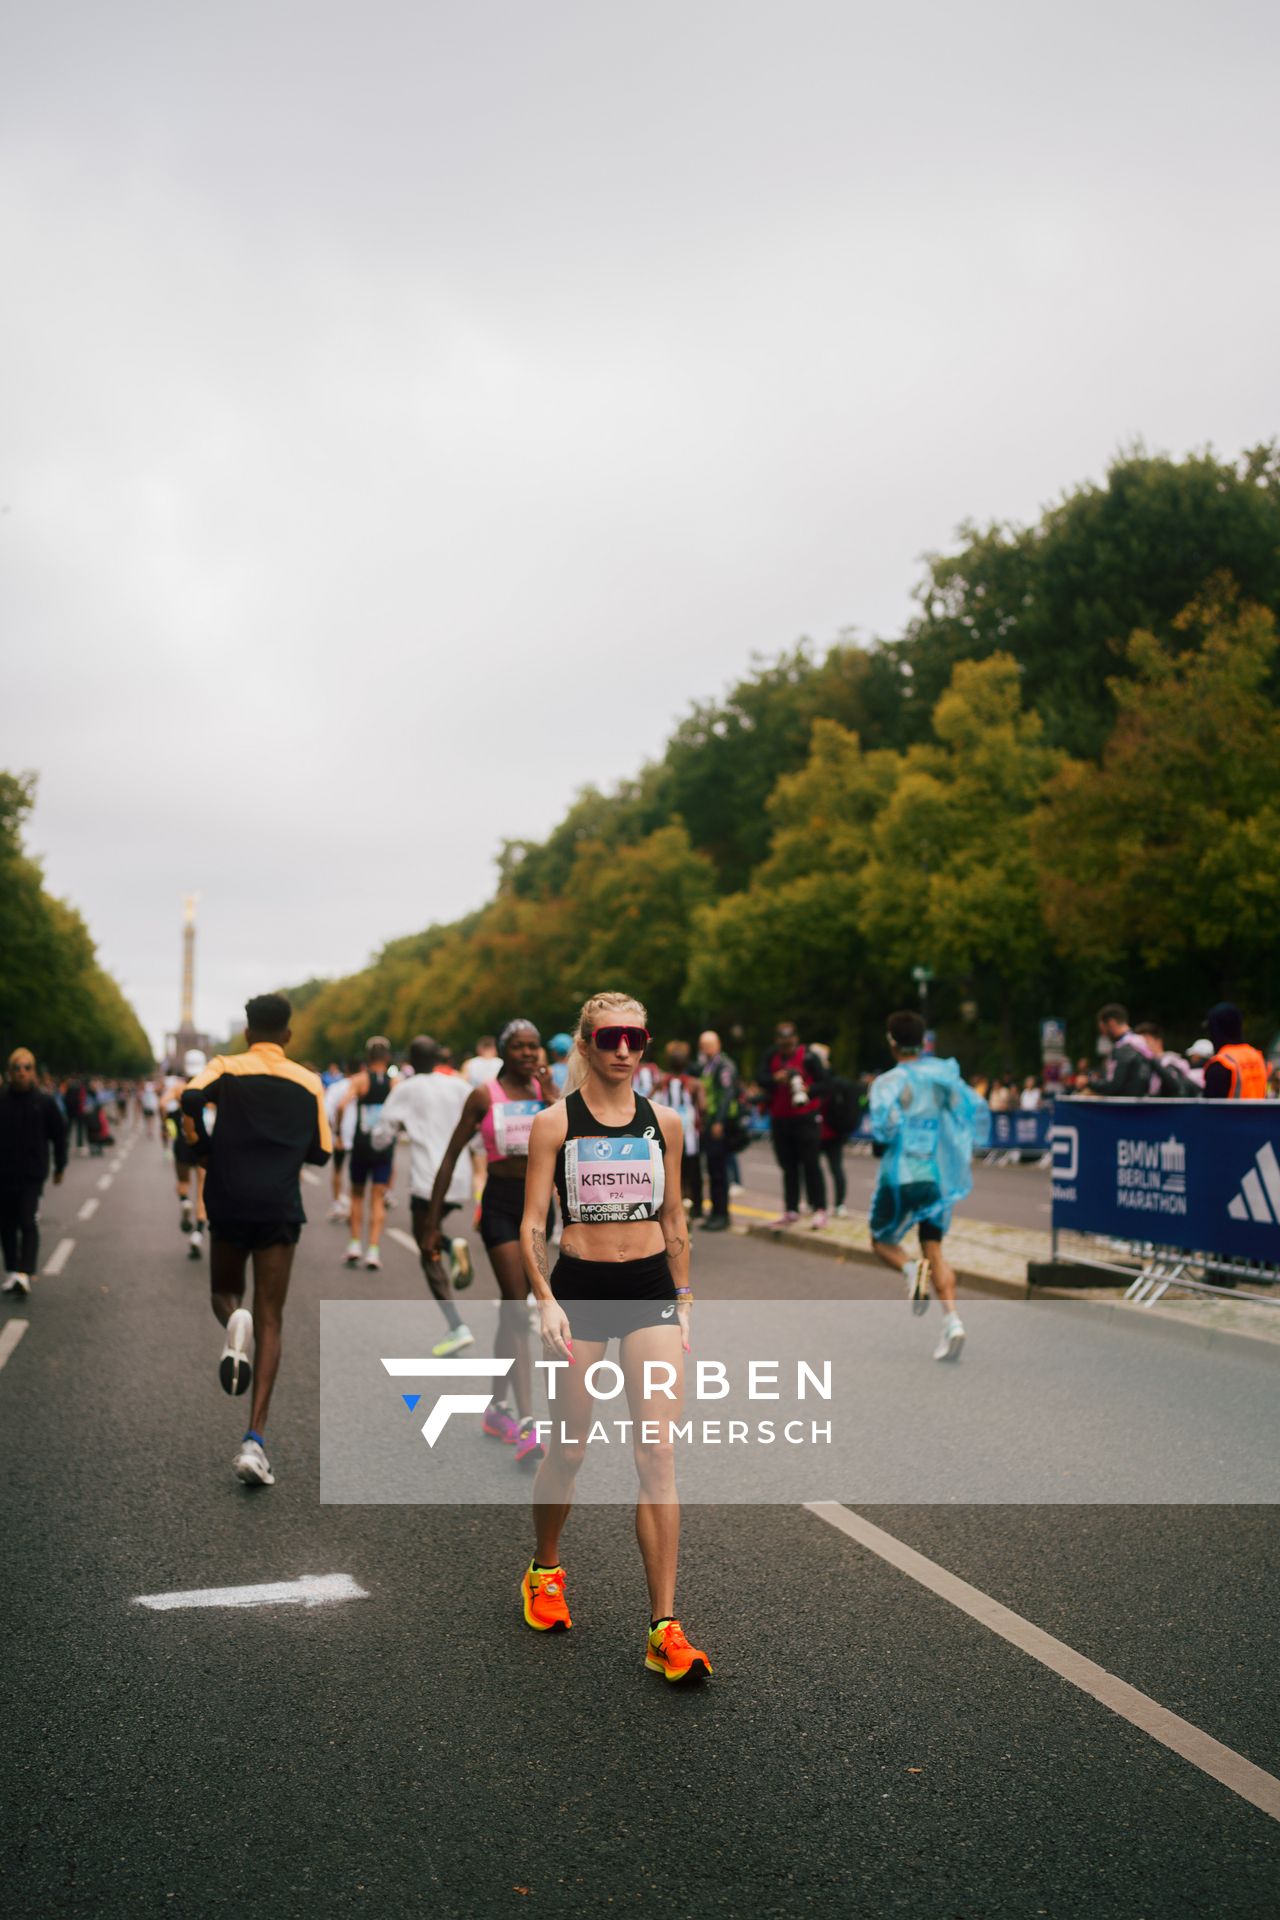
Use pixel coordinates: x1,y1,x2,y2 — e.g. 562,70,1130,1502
482,1404,521,1443
515,1419,547,1467
769,1211,801,1228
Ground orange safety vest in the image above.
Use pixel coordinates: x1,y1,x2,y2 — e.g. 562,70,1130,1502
1208,1043,1268,1099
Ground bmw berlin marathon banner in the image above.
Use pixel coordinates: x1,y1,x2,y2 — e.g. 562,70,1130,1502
1051,1097,1280,1263
319,1298,1276,1507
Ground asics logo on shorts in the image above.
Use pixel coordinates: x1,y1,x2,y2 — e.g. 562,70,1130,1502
661,1306,675,1319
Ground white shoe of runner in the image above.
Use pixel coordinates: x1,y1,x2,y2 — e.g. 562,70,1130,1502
432,1323,475,1358
933,1313,965,1361
904,1259,930,1315
343,1239,362,1266
364,1245,382,1271
187,1229,204,1260
2,1272,30,1295
219,1307,254,1397
233,1438,274,1486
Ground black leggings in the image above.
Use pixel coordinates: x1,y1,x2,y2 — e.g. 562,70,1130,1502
0,1183,43,1274
681,1152,703,1217
409,1198,463,1327
822,1140,846,1209
772,1117,826,1214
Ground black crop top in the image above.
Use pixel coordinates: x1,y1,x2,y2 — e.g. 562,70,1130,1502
554,1089,667,1225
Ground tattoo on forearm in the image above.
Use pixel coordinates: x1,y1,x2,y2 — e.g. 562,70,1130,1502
665,1229,688,1261
532,1228,549,1283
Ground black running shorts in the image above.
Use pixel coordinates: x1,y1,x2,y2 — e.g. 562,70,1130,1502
348,1155,392,1189
551,1250,678,1343
478,1178,553,1251
208,1219,302,1251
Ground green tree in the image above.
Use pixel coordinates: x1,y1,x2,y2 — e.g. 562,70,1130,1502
685,721,896,1057
900,445,1280,757
861,654,1063,992
1033,585,1280,1001
0,772,152,1072
661,643,901,890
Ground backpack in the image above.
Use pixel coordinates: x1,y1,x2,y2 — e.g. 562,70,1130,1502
1153,1054,1202,1099
824,1075,861,1140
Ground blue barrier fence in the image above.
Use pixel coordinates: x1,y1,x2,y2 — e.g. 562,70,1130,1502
988,1110,1054,1151
749,1108,1056,1150
1050,1097,1280,1267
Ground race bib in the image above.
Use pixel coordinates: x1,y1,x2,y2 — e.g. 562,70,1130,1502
492,1099,542,1158
563,1135,666,1223
359,1103,385,1138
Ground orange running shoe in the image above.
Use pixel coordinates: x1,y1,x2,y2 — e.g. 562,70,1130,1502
521,1562,572,1632
645,1618,712,1683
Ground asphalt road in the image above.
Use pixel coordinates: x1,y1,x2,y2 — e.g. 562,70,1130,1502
2,1127,1277,1919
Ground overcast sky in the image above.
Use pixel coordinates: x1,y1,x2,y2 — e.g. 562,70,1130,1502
3,1,1277,1053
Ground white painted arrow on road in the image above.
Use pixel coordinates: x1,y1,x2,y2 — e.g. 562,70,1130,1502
133,1573,369,1611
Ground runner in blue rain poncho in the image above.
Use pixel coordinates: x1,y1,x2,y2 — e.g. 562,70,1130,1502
869,1010,990,1362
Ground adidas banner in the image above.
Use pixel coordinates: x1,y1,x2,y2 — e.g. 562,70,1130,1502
1050,1098,1280,1263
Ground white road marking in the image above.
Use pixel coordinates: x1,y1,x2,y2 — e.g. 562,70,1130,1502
43,1238,75,1277
0,1320,29,1371
302,1168,321,1186
78,1198,99,1222
97,1175,113,1191
111,1160,123,1173
387,1229,421,1256
133,1573,369,1612
805,1502,1280,1825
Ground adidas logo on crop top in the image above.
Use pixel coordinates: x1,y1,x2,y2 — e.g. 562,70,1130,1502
555,1089,666,1224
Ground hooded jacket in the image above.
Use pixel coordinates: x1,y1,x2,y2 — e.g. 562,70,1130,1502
0,1084,69,1188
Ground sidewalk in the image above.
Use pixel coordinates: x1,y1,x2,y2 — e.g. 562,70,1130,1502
743,1205,1280,1353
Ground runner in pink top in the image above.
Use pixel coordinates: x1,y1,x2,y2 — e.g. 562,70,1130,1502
479,1074,544,1162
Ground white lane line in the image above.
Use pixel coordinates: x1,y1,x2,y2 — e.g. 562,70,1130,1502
301,1168,321,1186
97,1174,113,1191
43,1238,75,1277
387,1229,421,1257
133,1573,369,1612
78,1197,99,1222
111,1160,123,1173
805,1502,1280,1825
0,1320,29,1371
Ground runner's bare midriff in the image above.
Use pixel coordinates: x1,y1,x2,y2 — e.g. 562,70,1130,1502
559,1221,667,1263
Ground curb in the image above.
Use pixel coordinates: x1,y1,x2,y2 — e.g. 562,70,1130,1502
744,1222,1280,1360
745,1221,1027,1300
